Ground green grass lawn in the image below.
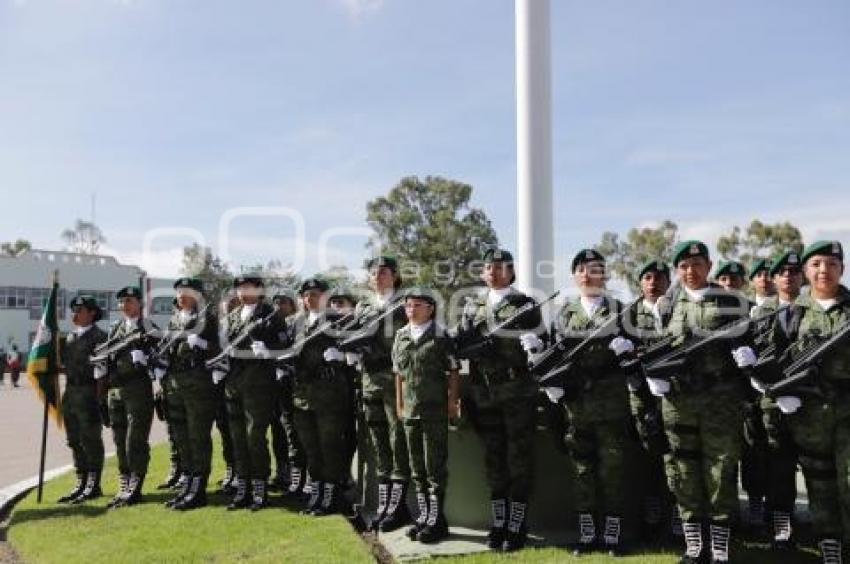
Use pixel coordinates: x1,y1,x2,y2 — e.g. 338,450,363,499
7,441,374,564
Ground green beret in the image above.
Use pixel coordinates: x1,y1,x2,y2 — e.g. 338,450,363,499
233,275,264,288
272,289,296,304
173,277,204,293
404,286,437,306
636,259,670,280
298,278,328,295
327,286,356,303
748,258,771,279
801,240,844,264
571,248,605,273
69,295,103,321
671,240,710,266
482,248,514,264
116,286,142,300
365,256,399,271
713,260,746,279
769,249,802,276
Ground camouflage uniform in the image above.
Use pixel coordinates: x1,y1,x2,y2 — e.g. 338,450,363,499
767,285,850,546
291,310,352,515
59,322,107,502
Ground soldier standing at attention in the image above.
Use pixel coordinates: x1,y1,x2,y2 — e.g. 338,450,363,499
214,295,238,495
289,278,352,516
762,241,849,563
459,248,542,552
350,256,411,532
713,261,748,293
220,275,285,511
393,288,459,544
57,296,107,504
750,250,803,549
644,242,754,563
269,290,297,493
96,286,157,508
159,277,220,510
327,287,360,480
750,258,777,309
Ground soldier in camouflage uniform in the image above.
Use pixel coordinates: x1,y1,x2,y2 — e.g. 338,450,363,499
57,295,107,504
750,250,803,549
349,256,411,532
269,291,297,493
761,241,849,563
531,249,632,555
157,277,221,510
327,287,360,479
645,241,753,563
458,248,542,552
219,275,286,511
214,296,239,494
623,260,678,540
393,288,459,544
286,278,352,516
95,286,158,508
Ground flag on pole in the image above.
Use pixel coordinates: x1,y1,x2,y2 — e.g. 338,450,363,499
27,273,62,427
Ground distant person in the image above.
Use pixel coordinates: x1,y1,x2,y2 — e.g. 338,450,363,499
7,344,22,388
0,346,6,387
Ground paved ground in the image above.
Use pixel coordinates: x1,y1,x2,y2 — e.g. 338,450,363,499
0,372,168,490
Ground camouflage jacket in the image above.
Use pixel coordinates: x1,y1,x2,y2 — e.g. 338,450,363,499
106,317,158,386
290,310,349,412
162,308,221,373
551,295,625,377
60,325,107,386
392,322,457,419
224,300,286,358
353,292,408,392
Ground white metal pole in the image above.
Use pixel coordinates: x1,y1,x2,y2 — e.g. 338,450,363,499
515,0,554,299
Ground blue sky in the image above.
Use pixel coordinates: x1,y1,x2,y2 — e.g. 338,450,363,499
1,0,848,290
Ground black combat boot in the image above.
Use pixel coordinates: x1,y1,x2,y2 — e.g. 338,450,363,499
679,520,704,564
227,477,250,510
818,539,843,564
486,498,507,550
58,472,86,503
417,493,449,544
302,479,323,515
709,521,731,563
165,473,193,508
572,512,596,555
157,462,181,489
312,482,341,516
174,475,208,511
502,500,529,552
286,466,305,497
119,472,145,506
71,470,102,503
603,515,624,556
369,479,390,531
406,490,429,540
107,474,129,509
770,510,794,550
218,466,235,494
249,479,268,511
379,481,411,532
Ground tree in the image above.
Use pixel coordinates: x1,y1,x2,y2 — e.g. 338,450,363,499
181,244,233,304
60,219,106,255
0,239,31,257
244,259,302,292
716,220,803,266
366,176,499,292
595,220,679,293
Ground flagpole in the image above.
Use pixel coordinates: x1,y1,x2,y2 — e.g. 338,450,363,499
36,269,59,503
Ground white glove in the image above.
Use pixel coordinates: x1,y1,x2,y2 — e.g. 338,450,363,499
323,347,345,363
345,352,362,366
543,386,564,404
519,333,544,354
276,366,294,381
130,349,148,366
776,396,802,415
93,364,107,380
186,334,208,350
153,367,167,381
750,377,767,394
609,337,635,357
250,341,270,359
646,377,671,397
732,346,757,368
212,370,227,384
152,379,162,396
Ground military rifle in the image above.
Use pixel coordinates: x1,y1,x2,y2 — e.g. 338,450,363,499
336,299,406,354
276,311,357,364
205,305,280,370
150,304,212,370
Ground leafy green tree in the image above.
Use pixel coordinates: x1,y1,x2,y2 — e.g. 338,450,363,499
0,239,32,257
60,219,106,254
595,220,679,293
181,244,233,304
716,220,803,267
366,175,499,292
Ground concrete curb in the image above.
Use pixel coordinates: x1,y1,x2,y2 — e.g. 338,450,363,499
0,464,74,517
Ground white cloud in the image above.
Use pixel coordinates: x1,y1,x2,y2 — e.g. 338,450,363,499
337,0,384,18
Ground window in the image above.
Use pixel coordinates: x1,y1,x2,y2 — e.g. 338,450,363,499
151,296,174,315
0,287,29,309
28,288,66,320
76,290,114,320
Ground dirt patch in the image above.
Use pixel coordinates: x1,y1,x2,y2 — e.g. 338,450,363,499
0,542,23,564
360,531,395,564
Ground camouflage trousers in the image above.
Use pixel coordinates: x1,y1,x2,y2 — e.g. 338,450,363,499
167,368,218,476
472,389,536,501
213,382,234,467
403,415,448,496
661,383,745,523
741,399,769,503
629,389,674,509
363,374,410,481
293,406,350,483
761,398,798,513
785,395,850,542
276,378,305,468
108,378,154,475
62,384,105,473
225,364,276,480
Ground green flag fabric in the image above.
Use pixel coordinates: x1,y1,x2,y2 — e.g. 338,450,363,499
27,280,62,427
